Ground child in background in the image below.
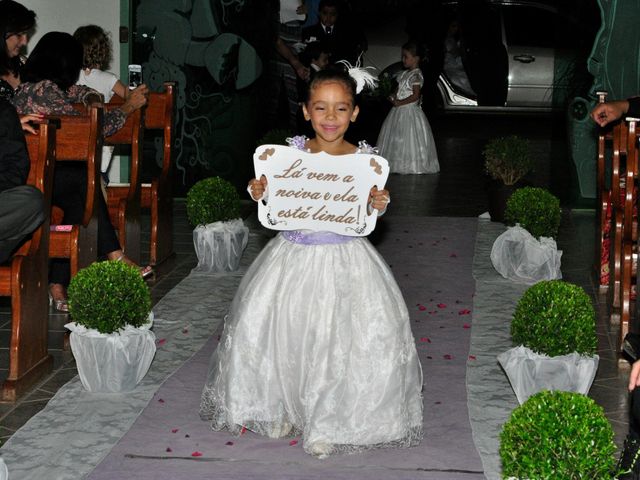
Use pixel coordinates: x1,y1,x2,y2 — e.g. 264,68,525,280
296,41,329,134
73,25,141,180
73,25,127,103
377,41,439,174
200,67,424,458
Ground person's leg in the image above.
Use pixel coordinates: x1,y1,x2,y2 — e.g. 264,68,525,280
49,163,86,289
619,387,640,478
0,185,45,263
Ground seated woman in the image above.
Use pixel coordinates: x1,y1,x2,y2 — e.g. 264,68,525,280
9,31,151,312
0,0,35,101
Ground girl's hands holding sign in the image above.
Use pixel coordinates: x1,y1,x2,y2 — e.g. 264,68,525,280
369,186,390,213
248,175,268,201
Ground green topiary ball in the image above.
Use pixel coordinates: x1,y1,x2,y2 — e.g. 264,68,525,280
186,176,241,227
504,186,561,239
511,280,596,357
68,261,152,334
500,390,617,479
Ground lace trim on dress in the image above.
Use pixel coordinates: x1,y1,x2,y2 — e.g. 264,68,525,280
200,391,424,458
357,140,378,154
285,135,310,151
286,135,378,156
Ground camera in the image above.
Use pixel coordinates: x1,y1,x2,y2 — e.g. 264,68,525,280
128,64,142,90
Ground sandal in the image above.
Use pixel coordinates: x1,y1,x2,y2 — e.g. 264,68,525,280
112,253,154,279
48,284,69,313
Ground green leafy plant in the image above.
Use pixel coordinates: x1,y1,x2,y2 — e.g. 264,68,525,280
504,186,561,239
369,71,397,100
483,135,534,185
257,128,294,146
68,261,151,334
500,390,617,479
511,280,596,357
186,176,241,227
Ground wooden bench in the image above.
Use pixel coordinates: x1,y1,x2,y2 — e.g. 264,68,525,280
0,120,56,401
618,115,639,354
49,106,103,277
103,106,144,264
107,82,176,266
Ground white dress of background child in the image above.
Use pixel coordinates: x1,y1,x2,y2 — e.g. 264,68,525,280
377,41,439,174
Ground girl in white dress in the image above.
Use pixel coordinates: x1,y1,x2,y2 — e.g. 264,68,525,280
377,41,439,174
200,67,424,458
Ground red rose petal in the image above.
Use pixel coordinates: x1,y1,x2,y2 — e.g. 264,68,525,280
171,428,179,433
191,451,203,457
458,309,471,315
437,303,446,308
420,337,430,342
418,305,426,311
156,338,166,346
469,355,476,360
463,323,471,329
289,440,298,446
158,398,165,403
444,354,453,360
240,426,247,435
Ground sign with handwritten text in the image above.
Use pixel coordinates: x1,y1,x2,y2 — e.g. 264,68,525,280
253,144,389,236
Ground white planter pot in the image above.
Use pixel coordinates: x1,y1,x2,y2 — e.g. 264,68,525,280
497,345,599,404
192,218,249,273
490,225,562,284
65,313,156,393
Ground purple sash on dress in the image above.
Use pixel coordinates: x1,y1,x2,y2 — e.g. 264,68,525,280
281,231,355,245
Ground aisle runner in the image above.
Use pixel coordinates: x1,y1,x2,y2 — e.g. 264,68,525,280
88,217,483,480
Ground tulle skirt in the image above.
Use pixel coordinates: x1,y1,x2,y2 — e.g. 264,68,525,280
377,103,439,174
200,233,424,457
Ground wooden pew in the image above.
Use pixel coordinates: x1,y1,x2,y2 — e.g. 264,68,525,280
103,106,144,264
0,120,56,401
107,82,176,266
618,115,640,353
596,91,612,293
49,106,103,277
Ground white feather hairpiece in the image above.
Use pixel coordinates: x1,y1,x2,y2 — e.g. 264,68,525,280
335,57,378,95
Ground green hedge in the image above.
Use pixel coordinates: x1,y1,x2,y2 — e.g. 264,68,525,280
186,176,242,227
505,186,561,239
68,261,151,334
500,390,617,479
511,280,596,357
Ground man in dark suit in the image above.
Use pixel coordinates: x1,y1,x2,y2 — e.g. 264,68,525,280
0,99,44,263
301,0,365,66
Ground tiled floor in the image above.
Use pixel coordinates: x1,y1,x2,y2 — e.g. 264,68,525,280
0,110,631,457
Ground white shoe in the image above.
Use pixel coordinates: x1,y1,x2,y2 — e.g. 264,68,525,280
267,421,292,439
308,441,334,459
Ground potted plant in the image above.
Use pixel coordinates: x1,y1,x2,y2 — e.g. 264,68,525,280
66,261,156,393
497,280,599,404
483,135,534,222
500,390,617,479
187,176,249,272
504,186,561,239
490,187,562,283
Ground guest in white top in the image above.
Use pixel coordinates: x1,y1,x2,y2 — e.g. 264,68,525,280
73,25,146,178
